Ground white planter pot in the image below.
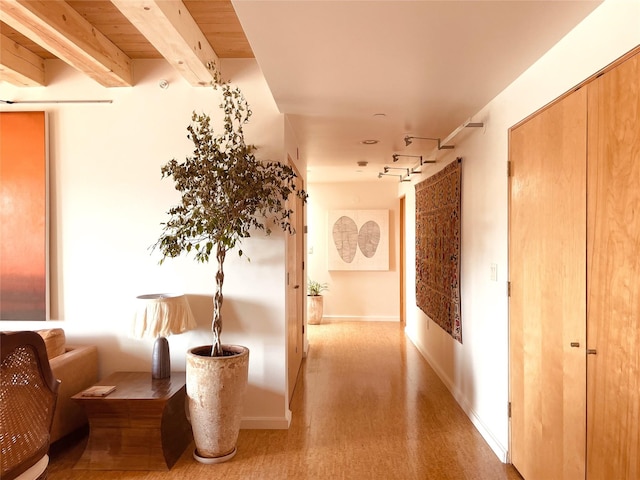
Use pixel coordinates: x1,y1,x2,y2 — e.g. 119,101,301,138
307,295,324,325
186,344,249,463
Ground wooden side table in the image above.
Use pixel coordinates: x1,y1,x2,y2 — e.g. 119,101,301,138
72,371,192,470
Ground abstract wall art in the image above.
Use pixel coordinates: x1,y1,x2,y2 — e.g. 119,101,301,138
0,111,49,320
328,210,389,271
415,159,462,343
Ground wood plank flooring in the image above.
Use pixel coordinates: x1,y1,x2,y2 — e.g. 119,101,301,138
48,322,523,479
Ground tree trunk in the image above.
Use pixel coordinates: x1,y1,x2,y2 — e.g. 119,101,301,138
211,245,226,357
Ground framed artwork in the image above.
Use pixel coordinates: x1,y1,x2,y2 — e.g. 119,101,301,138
0,111,49,320
328,209,389,271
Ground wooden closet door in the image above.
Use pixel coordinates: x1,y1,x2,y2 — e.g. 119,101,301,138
286,158,305,403
586,51,640,480
509,87,587,480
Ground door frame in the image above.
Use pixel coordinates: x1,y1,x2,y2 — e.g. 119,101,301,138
286,156,305,404
400,195,406,326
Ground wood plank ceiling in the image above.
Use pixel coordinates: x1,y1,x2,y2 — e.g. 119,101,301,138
0,0,253,87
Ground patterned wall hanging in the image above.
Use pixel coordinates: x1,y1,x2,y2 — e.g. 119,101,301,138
415,158,462,343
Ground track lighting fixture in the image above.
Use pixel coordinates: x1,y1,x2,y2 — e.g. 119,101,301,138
378,171,411,182
377,120,484,180
392,153,419,163
392,154,434,165
384,166,410,176
404,135,454,150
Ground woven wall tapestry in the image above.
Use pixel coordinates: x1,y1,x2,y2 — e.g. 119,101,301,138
415,159,462,343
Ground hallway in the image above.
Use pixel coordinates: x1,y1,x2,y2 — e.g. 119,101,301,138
49,322,522,479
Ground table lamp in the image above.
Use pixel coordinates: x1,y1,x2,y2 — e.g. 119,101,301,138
132,293,197,379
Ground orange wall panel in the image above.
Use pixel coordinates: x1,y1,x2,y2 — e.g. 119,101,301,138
0,111,48,320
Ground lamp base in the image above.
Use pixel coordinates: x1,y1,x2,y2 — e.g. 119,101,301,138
152,336,170,379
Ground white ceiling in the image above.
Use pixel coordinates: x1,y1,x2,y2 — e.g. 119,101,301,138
232,0,602,182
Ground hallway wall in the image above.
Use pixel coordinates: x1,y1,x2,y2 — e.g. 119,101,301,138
401,0,640,462
306,181,400,322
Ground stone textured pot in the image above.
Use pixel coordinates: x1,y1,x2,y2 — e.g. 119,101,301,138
307,295,324,325
186,344,249,463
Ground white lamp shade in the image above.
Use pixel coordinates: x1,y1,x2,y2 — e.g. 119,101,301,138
132,293,197,339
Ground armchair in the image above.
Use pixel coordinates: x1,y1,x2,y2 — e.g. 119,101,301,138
1,331,60,480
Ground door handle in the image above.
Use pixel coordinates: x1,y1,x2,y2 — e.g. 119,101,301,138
570,342,580,348
294,285,300,289
587,349,597,355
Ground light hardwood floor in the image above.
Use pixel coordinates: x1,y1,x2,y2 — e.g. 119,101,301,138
49,322,523,479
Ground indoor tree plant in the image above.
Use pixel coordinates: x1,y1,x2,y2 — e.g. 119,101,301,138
153,65,306,463
307,279,328,325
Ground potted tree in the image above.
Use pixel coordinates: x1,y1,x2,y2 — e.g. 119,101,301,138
307,279,329,325
153,66,306,463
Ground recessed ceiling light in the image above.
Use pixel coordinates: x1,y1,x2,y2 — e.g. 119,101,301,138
373,113,386,118
357,161,368,167
361,139,379,145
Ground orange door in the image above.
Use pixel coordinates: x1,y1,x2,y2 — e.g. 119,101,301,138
286,158,305,403
509,87,587,480
586,51,640,480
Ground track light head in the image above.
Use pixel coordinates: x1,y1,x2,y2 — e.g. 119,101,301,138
384,166,389,173
404,136,413,146
392,154,399,162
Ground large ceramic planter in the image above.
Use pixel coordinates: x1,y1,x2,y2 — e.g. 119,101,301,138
186,344,249,463
307,295,324,325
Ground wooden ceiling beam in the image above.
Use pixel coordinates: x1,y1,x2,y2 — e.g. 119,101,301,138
0,0,132,87
0,33,46,86
111,0,218,86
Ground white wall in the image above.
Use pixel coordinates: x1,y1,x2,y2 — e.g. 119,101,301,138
306,181,400,322
0,58,300,428
401,0,640,462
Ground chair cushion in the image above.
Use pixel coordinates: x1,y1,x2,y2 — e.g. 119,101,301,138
36,329,66,359
14,454,48,480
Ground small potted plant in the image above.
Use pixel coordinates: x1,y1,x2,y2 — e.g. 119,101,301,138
153,64,306,463
307,279,329,325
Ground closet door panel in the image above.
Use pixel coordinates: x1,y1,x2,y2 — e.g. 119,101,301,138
509,87,587,480
586,52,640,480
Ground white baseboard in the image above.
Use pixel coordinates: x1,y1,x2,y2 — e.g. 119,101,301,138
240,409,291,429
322,315,400,322
406,331,509,463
